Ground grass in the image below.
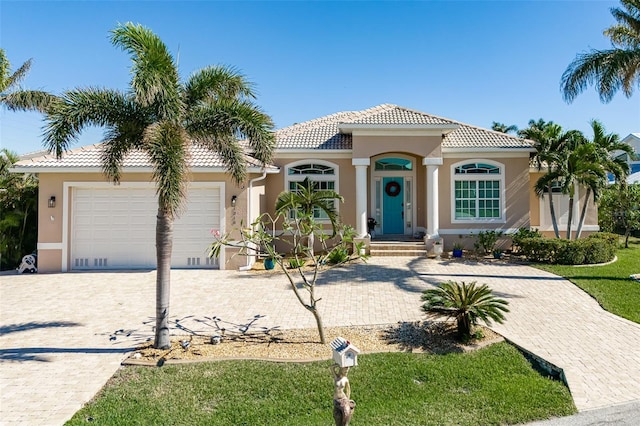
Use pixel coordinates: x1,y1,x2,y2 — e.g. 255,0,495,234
67,343,575,425
536,237,640,324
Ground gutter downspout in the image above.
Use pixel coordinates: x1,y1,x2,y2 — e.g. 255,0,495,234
239,169,268,271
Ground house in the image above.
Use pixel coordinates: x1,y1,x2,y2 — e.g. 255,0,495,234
12,104,599,272
620,133,640,177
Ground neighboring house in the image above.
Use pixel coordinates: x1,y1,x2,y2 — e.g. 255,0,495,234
11,104,600,272
620,133,640,176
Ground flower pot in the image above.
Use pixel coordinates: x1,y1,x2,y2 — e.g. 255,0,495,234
452,248,463,258
264,258,275,270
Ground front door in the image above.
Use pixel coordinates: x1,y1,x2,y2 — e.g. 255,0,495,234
382,177,404,234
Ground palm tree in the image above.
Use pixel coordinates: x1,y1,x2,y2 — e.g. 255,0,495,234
520,121,576,238
575,120,632,238
421,281,509,341
561,0,640,103
275,177,344,236
491,121,518,135
0,48,57,112
44,23,275,349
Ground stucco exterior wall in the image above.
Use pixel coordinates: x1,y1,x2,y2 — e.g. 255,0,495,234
352,135,442,159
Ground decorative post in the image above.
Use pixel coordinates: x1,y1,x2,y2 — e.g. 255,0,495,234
330,337,360,425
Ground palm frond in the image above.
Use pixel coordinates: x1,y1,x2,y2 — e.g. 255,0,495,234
43,88,139,158
183,65,256,107
186,99,275,166
1,56,32,93
110,22,182,119
1,90,58,113
144,121,190,217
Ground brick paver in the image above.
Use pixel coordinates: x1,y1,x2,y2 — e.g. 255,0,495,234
1,258,639,424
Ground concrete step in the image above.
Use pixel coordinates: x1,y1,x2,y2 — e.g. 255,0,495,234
369,241,426,257
370,249,426,257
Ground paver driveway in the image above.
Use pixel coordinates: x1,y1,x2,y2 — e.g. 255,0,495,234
1,258,639,425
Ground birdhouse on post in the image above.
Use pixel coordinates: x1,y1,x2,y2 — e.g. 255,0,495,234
330,337,360,367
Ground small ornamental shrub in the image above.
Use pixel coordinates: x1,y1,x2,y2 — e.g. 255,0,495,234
474,230,503,255
421,281,509,341
327,247,349,265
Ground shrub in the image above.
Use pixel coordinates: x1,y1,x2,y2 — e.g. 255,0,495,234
474,230,503,255
518,232,617,265
327,247,349,265
511,227,542,253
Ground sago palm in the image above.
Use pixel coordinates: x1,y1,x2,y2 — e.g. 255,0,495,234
421,281,509,341
43,23,275,349
0,48,57,112
561,0,640,103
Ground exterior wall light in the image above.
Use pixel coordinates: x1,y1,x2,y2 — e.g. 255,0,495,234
48,196,56,208
231,195,237,207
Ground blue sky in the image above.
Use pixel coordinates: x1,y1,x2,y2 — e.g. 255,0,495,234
1,0,638,155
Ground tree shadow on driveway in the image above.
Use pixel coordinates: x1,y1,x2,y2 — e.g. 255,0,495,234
0,346,137,363
0,321,81,336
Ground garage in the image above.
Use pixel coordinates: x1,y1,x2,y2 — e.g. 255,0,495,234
71,184,221,270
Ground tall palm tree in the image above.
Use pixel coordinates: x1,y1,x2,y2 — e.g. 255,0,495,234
44,23,275,349
561,0,640,103
491,121,518,135
575,120,632,238
520,121,576,238
0,48,57,112
421,281,509,341
556,141,607,239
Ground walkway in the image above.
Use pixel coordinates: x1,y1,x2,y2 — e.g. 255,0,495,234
1,258,639,424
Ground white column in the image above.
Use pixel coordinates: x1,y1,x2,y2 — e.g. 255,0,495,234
423,157,443,237
352,158,370,237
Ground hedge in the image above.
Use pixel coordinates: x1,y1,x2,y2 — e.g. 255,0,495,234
518,232,618,265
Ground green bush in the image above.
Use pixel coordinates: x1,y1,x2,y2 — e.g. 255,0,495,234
511,227,543,253
327,247,349,265
518,232,617,265
474,230,503,255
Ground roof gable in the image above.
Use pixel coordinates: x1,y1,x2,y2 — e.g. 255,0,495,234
275,104,534,151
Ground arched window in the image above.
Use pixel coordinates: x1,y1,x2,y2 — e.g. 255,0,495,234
284,160,339,220
451,160,505,222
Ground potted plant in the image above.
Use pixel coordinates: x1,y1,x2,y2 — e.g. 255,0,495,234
263,257,276,270
452,242,464,258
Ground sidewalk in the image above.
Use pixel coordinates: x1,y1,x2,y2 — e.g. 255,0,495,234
1,258,639,424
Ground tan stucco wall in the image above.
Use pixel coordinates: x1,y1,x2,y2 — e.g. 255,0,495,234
36,171,257,272
352,135,442,159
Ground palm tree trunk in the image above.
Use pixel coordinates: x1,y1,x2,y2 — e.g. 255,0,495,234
154,208,173,349
547,185,560,238
575,187,591,240
566,196,574,240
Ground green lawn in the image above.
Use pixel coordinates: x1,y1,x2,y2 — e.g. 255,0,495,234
536,237,640,324
67,343,574,425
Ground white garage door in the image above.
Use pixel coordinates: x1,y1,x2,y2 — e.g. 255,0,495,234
71,185,221,270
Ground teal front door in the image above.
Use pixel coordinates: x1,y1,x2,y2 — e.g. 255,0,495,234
382,177,404,234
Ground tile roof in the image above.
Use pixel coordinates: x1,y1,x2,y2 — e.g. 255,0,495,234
275,103,534,150
13,143,278,171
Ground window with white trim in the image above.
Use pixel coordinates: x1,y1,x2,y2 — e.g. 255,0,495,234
285,160,338,220
452,161,504,221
